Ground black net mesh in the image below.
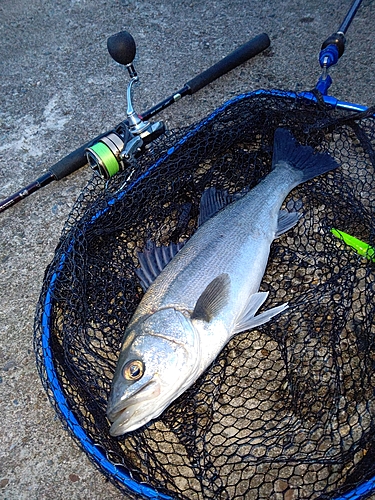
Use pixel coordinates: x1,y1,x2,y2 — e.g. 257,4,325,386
34,91,375,500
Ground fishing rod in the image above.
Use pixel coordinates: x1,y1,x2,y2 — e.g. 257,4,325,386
0,31,270,214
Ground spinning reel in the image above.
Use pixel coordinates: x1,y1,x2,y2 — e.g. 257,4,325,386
86,32,165,179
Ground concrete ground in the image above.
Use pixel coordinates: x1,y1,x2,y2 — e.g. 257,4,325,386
0,0,374,498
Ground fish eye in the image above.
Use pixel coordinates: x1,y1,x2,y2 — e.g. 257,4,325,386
122,360,144,381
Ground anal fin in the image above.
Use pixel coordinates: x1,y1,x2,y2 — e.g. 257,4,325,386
275,210,301,238
234,291,288,334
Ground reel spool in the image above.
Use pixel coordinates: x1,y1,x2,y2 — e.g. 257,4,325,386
86,131,127,179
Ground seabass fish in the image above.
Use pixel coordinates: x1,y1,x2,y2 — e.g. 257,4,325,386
107,128,338,436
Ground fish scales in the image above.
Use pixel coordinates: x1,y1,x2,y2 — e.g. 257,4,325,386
107,128,339,436
134,167,296,316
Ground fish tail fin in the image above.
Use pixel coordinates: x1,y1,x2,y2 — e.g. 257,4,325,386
272,128,339,183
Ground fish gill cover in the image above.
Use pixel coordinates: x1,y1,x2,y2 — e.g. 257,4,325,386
34,91,375,500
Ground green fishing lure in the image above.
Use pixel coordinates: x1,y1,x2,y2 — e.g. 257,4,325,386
331,228,375,262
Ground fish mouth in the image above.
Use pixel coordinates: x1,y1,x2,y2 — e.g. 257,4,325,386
107,379,161,436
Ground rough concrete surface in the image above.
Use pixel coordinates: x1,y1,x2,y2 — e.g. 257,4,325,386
0,0,374,498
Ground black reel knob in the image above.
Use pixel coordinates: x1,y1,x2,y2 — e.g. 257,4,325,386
107,31,136,66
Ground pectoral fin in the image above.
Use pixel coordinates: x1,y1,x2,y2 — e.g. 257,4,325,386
233,291,288,334
191,273,231,322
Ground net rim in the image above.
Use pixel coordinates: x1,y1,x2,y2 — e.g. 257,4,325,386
38,88,374,500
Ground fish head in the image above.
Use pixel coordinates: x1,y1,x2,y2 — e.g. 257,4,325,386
107,307,199,436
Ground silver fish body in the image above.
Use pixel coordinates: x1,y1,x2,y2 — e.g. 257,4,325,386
107,128,338,436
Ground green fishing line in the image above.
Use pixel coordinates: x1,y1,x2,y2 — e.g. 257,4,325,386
89,141,120,178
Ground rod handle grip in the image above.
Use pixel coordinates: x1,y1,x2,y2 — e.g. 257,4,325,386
48,131,112,180
49,145,89,180
185,33,270,94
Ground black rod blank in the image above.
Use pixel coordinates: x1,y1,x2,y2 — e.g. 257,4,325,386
0,33,270,214
142,33,270,120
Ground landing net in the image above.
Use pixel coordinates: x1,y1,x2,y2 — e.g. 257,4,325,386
35,90,375,500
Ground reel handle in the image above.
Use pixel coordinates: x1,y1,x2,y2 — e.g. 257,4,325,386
107,31,136,66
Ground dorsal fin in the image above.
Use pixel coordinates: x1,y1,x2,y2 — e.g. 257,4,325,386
135,240,184,291
198,187,234,226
